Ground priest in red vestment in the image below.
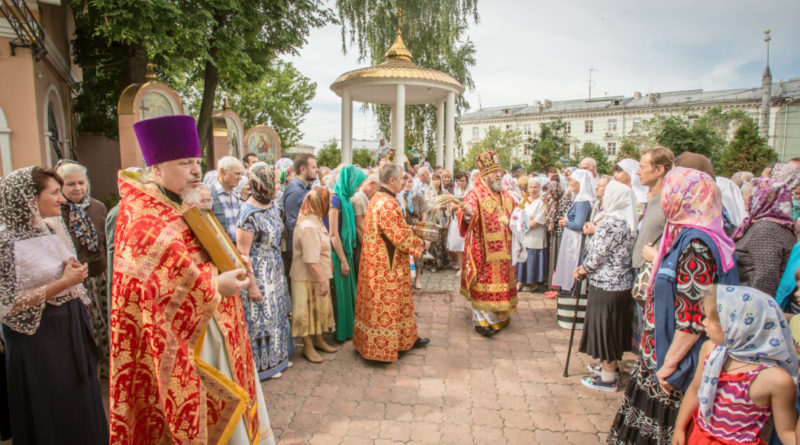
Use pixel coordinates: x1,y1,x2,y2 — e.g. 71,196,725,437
110,115,273,444
353,163,429,362
458,151,518,336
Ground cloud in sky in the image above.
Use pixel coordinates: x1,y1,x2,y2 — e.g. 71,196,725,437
289,0,800,148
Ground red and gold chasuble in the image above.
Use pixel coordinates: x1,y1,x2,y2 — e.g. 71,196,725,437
110,171,259,444
353,190,424,362
458,176,518,312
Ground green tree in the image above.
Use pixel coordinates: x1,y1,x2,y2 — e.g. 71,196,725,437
616,139,641,161
182,60,316,148
458,127,522,172
525,119,569,172
571,142,613,175
336,1,478,159
352,149,373,167
70,0,331,167
316,140,341,168
718,118,777,177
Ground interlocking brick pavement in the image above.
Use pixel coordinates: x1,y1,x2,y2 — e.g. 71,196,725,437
264,269,637,444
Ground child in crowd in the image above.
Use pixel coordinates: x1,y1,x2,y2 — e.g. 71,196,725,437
672,285,798,445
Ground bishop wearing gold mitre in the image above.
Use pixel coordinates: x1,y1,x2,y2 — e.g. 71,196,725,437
458,151,518,336
109,115,275,444
353,163,430,362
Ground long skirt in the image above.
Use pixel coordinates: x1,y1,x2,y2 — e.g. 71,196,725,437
516,248,547,285
547,231,560,289
332,252,357,341
4,299,108,445
579,285,633,362
446,215,465,252
85,273,109,378
291,280,335,337
607,359,685,445
241,250,294,380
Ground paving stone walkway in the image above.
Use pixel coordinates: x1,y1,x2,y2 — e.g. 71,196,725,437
263,269,637,444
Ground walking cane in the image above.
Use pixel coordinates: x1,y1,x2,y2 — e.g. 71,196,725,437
562,233,587,377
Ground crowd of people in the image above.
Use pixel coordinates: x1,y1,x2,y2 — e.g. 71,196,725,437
3,112,800,444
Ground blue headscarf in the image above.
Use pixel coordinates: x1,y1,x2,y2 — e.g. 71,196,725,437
698,285,798,420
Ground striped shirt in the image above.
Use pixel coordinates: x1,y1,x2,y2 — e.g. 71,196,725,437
694,365,771,444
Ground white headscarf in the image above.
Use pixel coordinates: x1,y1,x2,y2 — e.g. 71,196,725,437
602,180,638,234
570,169,596,203
715,176,747,227
617,159,648,204
534,176,551,187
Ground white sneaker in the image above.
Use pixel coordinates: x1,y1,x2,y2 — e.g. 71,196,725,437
271,372,282,379
422,253,435,260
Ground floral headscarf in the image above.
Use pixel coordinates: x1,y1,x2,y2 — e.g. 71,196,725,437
247,162,275,205
65,192,100,252
275,157,293,189
649,167,736,293
732,177,796,239
698,285,798,421
770,163,800,190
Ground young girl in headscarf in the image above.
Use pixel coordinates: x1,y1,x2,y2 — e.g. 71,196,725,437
672,285,798,445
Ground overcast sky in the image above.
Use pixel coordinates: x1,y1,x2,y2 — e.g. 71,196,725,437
288,0,800,148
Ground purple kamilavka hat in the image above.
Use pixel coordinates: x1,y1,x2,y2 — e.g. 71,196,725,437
133,115,202,166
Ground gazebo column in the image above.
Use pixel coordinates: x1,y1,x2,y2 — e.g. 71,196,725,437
395,84,406,168
445,91,456,172
341,88,353,164
436,100,444,167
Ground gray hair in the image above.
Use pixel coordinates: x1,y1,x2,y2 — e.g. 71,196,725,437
365,173,380,185
217,156,243,172
598,174,612,183
55,162,88,179
580,157,597,169
380,164,403,184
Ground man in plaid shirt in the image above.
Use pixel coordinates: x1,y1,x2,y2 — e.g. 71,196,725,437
210,156,244,242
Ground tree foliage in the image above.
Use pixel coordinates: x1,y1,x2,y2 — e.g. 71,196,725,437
180,60,316,148
70,0,331,166
718,118,777,177
336,0,478,159
316,140,342,168
626,107,751,171
525,119,569,173
352,149,373,167
616,139,641,161
457,127,521,172
571,142,613,175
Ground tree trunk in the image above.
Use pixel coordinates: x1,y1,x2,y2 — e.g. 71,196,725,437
197,48,219,172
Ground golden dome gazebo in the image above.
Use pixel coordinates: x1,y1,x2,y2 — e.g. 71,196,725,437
331,24,464,170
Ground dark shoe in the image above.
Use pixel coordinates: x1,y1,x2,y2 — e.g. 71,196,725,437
474,326,497,337
413,337,430,348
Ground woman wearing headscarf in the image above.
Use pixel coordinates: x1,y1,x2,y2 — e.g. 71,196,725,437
543,175,572,299
715,176,747,235
54,161,110,377
551,169,595,299
732,178,797,297
608,167,739,444
574,181,637,392
424,173,450,272
770,163,800,221
236,162,293,379
0,167,107,444
329,165,366,341
614,158,648,206
513,179,548,292
291,187,337,363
